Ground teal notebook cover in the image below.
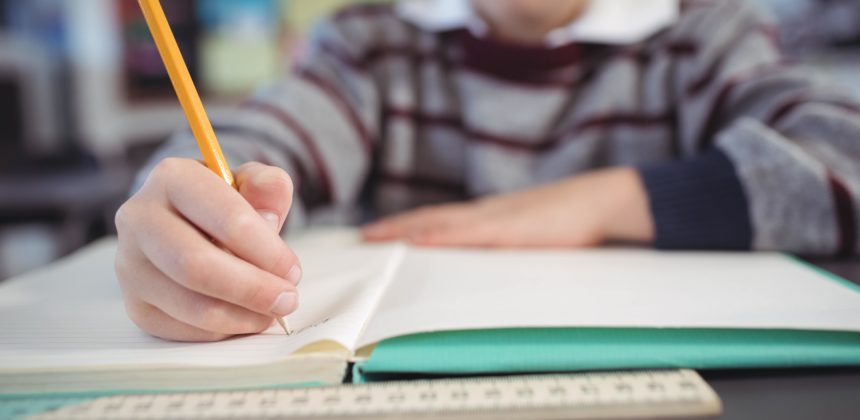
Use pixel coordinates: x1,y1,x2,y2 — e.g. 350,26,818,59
360,328,860,380
362,258,860,379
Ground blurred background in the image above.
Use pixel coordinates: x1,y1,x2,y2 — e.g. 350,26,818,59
0,0,858,280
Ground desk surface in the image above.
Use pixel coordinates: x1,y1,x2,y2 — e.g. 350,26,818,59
3,253,858,419
704,257,860,420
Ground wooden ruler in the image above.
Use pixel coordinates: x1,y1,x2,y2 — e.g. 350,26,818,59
26,369,720,419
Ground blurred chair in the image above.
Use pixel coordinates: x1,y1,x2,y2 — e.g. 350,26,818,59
0,32,129,280
0,35,61,161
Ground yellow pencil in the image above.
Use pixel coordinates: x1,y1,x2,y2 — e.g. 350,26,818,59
138,0,291,336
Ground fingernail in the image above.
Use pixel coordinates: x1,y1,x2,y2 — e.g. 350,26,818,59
269,291,298,316
258,211,280,232
286,265,302,285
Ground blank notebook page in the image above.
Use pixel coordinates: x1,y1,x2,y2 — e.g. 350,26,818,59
359,247,860,347
0,235,401,370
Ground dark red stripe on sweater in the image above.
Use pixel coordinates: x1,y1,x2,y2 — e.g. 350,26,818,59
611,39,699,75
380,172,465,194
666,41,699,56
322,37,698,90
457,29,586,78
696,76,743,150
360,42,588,89
295,69,375,152
212,122,309,189
828,173,857,256
768,95,808,127
696,62,795,150
687,24,777,97
387,107,462,128
244,101,335,203
363,45,426,64
459,65,586,89
333,3,393,21
386,106,671,152
576,114,673,132
377,38,695,63
679,0,720,13
318,41,369,74
768,95,860,127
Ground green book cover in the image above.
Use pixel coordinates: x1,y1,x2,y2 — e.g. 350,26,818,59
361,258,860,381
360,328,860,381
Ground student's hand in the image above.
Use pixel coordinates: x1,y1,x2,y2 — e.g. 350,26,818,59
115,159,302,342
362,168,654,248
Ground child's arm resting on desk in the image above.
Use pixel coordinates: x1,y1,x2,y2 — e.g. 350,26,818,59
115,160,302,342
366,1,860,256
362,168,654,248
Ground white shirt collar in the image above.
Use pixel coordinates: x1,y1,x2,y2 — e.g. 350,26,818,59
396,0,680,46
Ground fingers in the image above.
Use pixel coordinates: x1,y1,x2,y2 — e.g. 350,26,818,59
361,203,509,247
152,158,298,281
124,298,232,342
235,162,294,233
116,158,302,341
117,246,274,336
410,223,501,248
121,199,299,319
362,204,472,241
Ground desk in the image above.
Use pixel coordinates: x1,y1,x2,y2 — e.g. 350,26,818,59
2,253,858,419
704,258,860,420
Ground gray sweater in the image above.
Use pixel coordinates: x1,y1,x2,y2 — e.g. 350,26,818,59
143,0,860,255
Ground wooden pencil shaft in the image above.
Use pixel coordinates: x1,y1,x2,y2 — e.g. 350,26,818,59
137,0,235,187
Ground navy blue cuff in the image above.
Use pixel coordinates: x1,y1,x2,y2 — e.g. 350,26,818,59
639,149,752,250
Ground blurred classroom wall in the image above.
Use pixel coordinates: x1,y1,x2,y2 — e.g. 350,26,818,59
0,0,385,279
0,0,858,280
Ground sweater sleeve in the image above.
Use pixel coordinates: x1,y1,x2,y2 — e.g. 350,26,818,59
136,12,380,228
640,0,860,256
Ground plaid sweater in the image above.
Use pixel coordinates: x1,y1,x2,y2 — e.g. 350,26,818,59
144,0,860,255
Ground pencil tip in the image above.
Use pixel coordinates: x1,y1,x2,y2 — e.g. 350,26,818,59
276,318,292,335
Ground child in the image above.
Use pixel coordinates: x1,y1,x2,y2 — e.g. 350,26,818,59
115,0,860,341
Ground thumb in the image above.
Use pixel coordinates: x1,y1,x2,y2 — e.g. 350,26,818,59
234,162,294,233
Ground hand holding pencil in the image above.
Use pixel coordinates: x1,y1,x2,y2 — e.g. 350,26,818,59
113,0,302,342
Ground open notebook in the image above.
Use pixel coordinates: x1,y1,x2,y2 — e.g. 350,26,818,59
2,229,860,396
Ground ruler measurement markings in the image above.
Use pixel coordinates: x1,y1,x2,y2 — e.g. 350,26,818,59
25,370,720,419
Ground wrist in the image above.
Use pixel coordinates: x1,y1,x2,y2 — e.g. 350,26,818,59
595,168,655,243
